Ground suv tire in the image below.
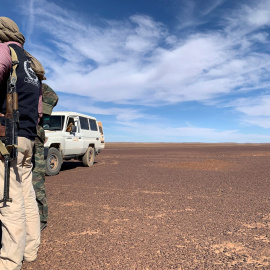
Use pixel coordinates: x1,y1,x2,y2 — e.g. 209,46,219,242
82,146,95,167
45,147,62,176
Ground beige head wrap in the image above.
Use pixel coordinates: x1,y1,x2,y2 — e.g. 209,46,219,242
0,17,46,80
0,17,25,45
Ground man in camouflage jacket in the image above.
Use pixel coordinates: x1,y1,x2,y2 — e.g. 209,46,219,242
32,83,58,231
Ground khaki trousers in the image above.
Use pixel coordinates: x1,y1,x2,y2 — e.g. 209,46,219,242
0,137,40,270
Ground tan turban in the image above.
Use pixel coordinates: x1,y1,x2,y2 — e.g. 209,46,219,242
0,17,25,45
0,17,46,80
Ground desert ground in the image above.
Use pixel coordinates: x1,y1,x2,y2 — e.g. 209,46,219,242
22,143,270,269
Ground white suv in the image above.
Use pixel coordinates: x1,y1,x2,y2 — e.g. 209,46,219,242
43,111,102,176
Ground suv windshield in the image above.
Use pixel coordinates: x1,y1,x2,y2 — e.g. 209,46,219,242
43,115,65,131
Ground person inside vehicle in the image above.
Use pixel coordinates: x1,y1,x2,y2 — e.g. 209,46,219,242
66,118,75,132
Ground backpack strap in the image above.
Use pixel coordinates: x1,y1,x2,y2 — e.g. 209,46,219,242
8,46,19,90
0,46,20,156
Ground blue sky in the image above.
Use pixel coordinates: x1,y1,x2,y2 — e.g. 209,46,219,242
2,0,270,142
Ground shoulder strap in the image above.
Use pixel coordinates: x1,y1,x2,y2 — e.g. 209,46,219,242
8,46,19,88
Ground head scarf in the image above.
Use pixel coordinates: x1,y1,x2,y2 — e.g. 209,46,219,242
0,17,25,45
0,17,46,80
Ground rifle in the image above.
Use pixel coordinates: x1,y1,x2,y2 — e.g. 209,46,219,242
0,47,19,207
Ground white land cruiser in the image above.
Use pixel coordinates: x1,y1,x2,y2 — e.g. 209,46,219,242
43,111,102,176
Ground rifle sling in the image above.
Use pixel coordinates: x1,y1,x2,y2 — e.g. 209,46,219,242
0,141,9,156
0,140,20,156
9,47,18,84
0,47,20,156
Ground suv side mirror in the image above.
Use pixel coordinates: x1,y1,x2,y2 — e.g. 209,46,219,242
71,125,77,133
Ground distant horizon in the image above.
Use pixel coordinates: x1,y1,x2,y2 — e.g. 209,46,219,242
105,141,270,144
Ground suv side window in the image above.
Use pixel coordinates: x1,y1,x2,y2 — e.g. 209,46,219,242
89,119,98,131
79,116,89,130
99,125,103,134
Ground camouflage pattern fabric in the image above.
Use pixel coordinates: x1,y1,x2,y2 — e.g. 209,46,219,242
32,125,47,223
42,83,59,115
32,83,58,225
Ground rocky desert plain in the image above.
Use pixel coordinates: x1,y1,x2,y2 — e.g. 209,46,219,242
22,143,270,269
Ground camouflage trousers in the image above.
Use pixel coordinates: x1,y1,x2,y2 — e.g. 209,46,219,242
32,134,48,223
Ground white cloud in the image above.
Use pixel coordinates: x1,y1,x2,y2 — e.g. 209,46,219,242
224,95,270,128
244,117,270,129
233,96,270,117
224,0,270,39
25,0,35,39
125,15,165,53
20,0,270,107
56,94,149,122
246,5,270,27
111,121,270,143
176,0,225,29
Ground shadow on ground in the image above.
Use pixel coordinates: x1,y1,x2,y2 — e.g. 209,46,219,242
60,161,97,172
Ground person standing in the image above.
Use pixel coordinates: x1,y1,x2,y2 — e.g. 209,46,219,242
32,83,58,231
0,17,45,269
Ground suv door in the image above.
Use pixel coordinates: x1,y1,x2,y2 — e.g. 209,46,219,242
63,116,84,156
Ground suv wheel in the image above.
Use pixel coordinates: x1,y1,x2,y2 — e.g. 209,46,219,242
45,147,62,176
82,146,95,167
